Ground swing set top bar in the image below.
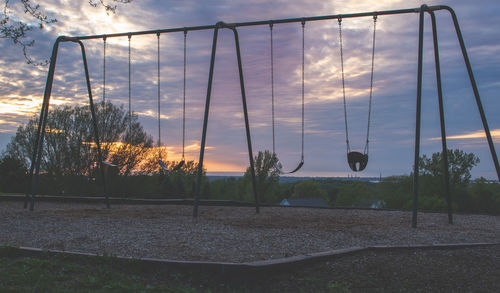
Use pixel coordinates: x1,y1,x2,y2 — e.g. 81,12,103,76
67,5,449,41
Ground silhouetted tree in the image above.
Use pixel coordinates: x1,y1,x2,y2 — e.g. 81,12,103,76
467,177,500,213
0,155,27,193
4,102,152,188
243,150,280,203
419,148,480,189
159,160,205,198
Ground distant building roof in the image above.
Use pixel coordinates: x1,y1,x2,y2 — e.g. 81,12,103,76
280,197,329,208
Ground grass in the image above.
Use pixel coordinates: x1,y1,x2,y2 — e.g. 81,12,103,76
1,245,498,292
0,246,200,292
0,245,352,293
0,193,23,196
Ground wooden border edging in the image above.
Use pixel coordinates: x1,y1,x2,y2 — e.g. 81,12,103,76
2,195,498,216
0,195,258,207
8,242,498,274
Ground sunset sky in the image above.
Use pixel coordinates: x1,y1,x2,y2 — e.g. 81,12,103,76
1,0,499,178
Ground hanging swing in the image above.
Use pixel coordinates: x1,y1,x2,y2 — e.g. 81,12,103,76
270,21,305,174
158,31,187,172
128,34,132,132
100,36,117,168
100,35,133,169
338,15,377,172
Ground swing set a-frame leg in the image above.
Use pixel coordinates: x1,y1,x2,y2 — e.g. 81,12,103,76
27,37,110,211
412,5,500,228
193,23,260,218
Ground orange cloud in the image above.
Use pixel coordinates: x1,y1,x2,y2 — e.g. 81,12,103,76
429,129,500,141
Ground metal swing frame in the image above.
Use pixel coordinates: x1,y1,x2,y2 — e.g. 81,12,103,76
26,5,500,229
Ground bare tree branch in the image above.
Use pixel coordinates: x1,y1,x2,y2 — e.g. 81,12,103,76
89,0,131,15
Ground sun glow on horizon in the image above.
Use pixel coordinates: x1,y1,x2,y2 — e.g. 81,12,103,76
84,141,239,172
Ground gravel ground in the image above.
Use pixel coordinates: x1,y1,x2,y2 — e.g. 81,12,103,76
0,201,498,263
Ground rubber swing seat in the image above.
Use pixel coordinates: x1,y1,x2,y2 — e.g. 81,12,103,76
347,151,368,172
158,159,185,172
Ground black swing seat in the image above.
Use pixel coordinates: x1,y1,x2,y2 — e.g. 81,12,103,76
158,159,185,172
102,161,117,168
172,160,185,171
347,151,368,172
274,159,304,174
158,159,169,171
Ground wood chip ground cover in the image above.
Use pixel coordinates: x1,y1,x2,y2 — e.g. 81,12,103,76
0,201,498,263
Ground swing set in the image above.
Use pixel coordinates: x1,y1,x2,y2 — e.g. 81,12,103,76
25,5,500,228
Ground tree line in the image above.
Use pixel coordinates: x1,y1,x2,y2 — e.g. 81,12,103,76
208,149,500,214
0,102,204,197
1,103,499,214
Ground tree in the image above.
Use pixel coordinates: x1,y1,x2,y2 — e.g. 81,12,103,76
4,102,153,187
107,114,154,176
376,176,412,209
419,149,480,190
467,177,500,214
158,160,206,198
210,177,239,200
2,101,213,198
1,0,131,65
335,181,372,207
243,150,280,203
292,180,327,200
0,155,27,193
415,149,480,212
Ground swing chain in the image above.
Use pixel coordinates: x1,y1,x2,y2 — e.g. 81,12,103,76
365,14,377,154
102,36,107,146
338,17,350,153
269,22,275,155
128,33,132,132
102,36,106,105
157,32,161,160
301,20,305,161
182,29,187,160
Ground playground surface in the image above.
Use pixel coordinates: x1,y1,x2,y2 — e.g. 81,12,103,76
0,201,498,263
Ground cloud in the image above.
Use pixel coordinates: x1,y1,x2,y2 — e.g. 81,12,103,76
429,129,500,142
1,0,499,178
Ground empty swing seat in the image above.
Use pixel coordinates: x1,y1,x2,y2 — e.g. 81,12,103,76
158,160,169,171
102,161,117,168
347,151,368,172
172,160,185,171
274,160,304,174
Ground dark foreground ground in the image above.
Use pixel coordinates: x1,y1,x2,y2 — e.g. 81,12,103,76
1,244,498,292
